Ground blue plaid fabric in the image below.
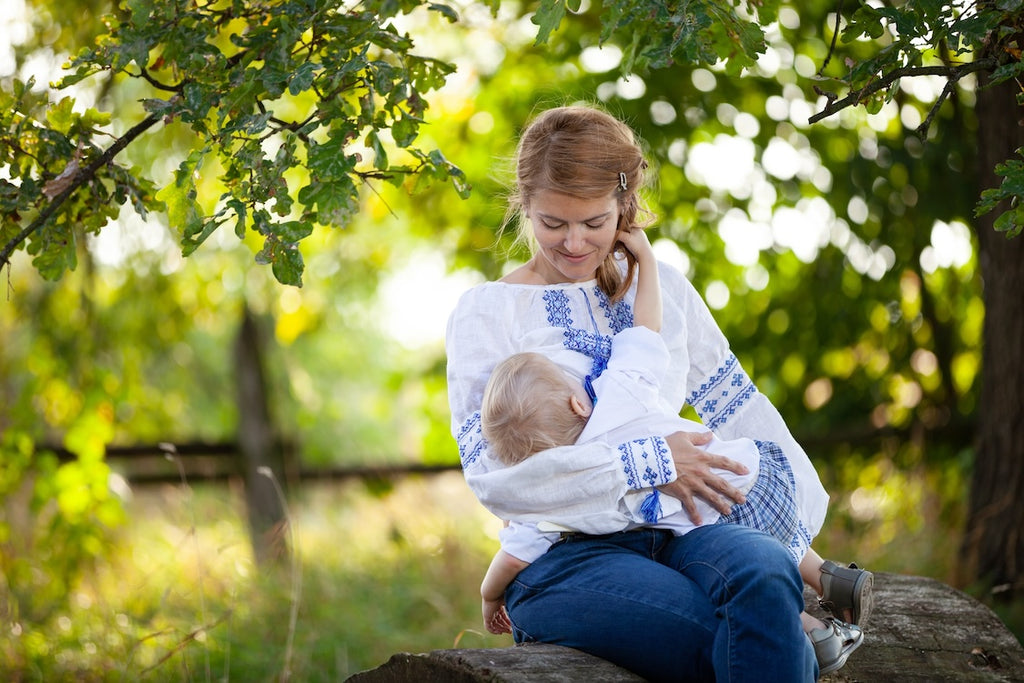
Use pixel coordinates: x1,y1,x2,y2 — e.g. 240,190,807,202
717,440,799,548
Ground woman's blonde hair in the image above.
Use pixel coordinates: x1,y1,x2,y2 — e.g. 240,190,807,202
505,104,652,302
481,352,588,465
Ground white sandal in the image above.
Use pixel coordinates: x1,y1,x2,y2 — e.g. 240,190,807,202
808,617,864,674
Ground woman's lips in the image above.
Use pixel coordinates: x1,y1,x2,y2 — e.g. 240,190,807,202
559,251,592,264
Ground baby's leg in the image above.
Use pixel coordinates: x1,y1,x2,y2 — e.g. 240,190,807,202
800,547,826,595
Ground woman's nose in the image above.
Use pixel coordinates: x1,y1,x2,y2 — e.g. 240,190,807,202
565,225,585,252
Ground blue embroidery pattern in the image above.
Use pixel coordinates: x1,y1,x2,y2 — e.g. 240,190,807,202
457,412,485,468
617,437,674,490
594,286,633,333
788,520,813,565
543,288,615,380
543,290,572,327
563,328,612,379
619,443,639,488
687,353,756,430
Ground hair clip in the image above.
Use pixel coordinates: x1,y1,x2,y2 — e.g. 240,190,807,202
618,172,628,192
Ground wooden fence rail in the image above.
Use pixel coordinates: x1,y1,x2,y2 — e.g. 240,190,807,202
49,441,461,486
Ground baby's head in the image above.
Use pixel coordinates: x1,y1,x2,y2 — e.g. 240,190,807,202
481,352,592,465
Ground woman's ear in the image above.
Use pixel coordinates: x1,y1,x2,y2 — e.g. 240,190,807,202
569,394,592,419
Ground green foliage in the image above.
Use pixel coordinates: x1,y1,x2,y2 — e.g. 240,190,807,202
534,0,777,75
0,78,162,280
1,479,510,679
817,0,1024,231
3,0,473,286
1,420,124,627
977,148,1024,237
3,0,992,477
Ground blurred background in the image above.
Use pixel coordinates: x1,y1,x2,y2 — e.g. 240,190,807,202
2,0,1020,679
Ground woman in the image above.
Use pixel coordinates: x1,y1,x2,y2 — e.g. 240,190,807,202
446,105,830,681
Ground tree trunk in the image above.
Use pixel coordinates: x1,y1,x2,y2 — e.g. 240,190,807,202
959,60,1024,597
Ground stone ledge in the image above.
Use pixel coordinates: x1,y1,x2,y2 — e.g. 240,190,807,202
348,573,1024,682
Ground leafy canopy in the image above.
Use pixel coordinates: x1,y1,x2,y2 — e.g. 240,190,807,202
2,0,1022,286
809,1,1024,237
1,0,479,285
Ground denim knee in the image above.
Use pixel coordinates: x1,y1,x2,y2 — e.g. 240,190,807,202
503,530,719,681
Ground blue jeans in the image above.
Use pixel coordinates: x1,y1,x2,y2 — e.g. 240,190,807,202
505,525,817,682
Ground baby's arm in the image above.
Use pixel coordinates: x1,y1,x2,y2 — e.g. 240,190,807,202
617,227,662,332
480,549,529,634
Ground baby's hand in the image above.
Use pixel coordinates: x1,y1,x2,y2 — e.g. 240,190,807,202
482,598,512,634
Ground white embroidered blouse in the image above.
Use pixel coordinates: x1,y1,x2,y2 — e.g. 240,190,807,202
444,260,829,538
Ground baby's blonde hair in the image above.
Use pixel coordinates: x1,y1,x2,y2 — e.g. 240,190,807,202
481,352,588,465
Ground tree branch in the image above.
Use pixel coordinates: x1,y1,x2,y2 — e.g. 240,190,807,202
817,0,845,78
916,77,958,139
808,58,997,124
0,112,163,271
139,67,182,93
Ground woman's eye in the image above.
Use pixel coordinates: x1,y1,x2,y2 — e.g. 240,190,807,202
543,222,564,230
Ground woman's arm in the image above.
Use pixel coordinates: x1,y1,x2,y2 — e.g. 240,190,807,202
617,227,661,332
456,413,674,525
661,265,831,537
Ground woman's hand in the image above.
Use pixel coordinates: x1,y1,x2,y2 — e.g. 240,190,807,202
616,225,655,265
658,430,749,524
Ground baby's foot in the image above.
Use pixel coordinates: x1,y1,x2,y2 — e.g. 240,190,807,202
807,617,863,674
819,560,874,626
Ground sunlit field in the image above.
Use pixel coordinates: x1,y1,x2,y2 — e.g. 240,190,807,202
2,472,508,681
2,456,1022,681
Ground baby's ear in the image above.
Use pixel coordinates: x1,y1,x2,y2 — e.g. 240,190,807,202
569,394,592,419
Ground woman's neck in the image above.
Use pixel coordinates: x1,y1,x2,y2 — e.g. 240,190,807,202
500,256,596,285
500,260,550,284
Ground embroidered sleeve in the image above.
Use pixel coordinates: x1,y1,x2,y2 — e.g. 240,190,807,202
456,413,675,524
664,266,832,541
456,411,487,470
617,437,674,491
687,353,757,431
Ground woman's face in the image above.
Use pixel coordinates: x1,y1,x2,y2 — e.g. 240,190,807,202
526,190,620,284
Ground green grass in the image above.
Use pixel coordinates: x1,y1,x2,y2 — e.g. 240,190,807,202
1,457,1021,681
2,474,510,681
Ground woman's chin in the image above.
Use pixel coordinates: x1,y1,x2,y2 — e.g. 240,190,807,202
556,259,599,281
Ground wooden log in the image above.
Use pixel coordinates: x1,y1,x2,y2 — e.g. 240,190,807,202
347,572,1024,682
347,642,645,682
815,573,1024,682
